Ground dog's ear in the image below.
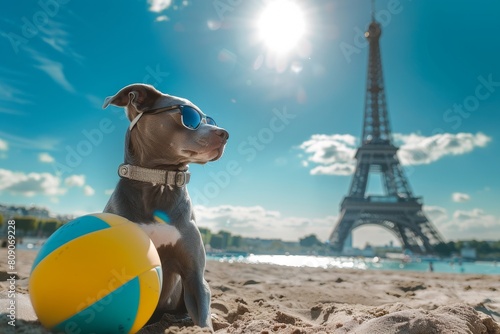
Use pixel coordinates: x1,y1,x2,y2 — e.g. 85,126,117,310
102,84,163,121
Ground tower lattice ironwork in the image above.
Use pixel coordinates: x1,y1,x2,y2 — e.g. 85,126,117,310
328,15,445,254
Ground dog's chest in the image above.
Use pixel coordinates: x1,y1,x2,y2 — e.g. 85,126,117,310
140,223,182,249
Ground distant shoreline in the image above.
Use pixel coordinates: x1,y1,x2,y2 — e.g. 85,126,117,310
1,250,499,333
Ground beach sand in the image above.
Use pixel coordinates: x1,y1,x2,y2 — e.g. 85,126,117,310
1,250,499,334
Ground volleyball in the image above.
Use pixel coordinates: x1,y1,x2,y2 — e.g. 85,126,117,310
29,213,162,333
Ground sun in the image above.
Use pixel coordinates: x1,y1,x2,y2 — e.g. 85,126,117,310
257,0,306,54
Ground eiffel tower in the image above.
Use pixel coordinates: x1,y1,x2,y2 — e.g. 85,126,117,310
328,10,445,254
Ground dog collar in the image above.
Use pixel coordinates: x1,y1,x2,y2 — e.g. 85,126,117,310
118,164,190,187
129,112,144,131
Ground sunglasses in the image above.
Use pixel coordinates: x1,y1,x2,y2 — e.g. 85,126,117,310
129,105,216,131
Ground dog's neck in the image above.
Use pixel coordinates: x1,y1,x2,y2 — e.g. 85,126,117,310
107,133,194,224
110,155,193,224
112,176,193,225
124,130,189,171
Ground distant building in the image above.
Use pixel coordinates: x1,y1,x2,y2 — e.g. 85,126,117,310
461,246,477,260
0,203,74,234
0,204,51,219
362,244,375,257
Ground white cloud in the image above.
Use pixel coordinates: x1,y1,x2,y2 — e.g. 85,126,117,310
424,205,448,223
298,134,357,175
42,36,67,54
64,175,86,187
0,139,8,151
148,0,172,12
0,82,31,104
86,94,104,109
61,174,94,196
33,56,75,93
395,132,491,165
195,203,500,244
0,168,66,197
155,15,170,22
19,17,83,61
83,185,95,196
448,209,500,240
0,131,59,151
424,206,500,241
452,192,470,203
193,204,500,244
104,189,114,196
298,132,491,176
39,21,83,61
39,152,55,163
310,164,355,176
194,205,337,242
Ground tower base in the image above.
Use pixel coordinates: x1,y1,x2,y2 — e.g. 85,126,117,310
329,197,444,254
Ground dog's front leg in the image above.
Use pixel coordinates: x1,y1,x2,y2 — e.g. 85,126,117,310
175,217,213,330
183,271,213,330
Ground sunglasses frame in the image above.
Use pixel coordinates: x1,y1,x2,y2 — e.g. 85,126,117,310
148,105,216,130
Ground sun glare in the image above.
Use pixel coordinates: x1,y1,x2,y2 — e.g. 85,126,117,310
257,0,306,54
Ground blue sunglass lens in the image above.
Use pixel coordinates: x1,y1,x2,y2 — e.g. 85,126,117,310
181,106,201,129
206,116,216,126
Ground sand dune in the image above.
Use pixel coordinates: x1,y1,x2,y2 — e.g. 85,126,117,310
1,250,499,333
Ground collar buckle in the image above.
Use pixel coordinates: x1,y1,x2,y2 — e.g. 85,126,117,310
175,171,189,187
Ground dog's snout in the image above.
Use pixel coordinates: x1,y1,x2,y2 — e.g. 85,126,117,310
216,129,229,141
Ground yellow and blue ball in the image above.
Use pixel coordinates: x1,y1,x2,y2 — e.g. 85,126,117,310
29,213,162,334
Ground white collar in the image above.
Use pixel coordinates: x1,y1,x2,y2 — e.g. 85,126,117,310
129,112,144,131
118,164,190,187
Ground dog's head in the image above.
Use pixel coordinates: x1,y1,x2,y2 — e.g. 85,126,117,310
103,84,229,168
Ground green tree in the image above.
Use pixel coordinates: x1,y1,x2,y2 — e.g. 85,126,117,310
219,230,232,249
198,227,212,246
40,220,61,236
299,234,321,247
434,242,452,257
231,235,242,248
0,213,4,227
477,241,491,254
492,241,500,252
14,216,37,235
210,234,224,249
447,241,458,254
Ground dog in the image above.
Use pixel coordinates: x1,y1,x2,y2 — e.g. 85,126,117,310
102,83,229,330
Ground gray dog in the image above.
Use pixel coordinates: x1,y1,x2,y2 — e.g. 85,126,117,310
102,83,229,330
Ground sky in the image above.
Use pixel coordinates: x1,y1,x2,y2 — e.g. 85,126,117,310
1,0,500,247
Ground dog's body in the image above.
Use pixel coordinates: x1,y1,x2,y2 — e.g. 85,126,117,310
102,84,228,330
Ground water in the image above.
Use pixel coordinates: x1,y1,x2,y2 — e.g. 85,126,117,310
209,254,500,275
17,239,500,275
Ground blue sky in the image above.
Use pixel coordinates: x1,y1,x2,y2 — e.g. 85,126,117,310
1,0,499,247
